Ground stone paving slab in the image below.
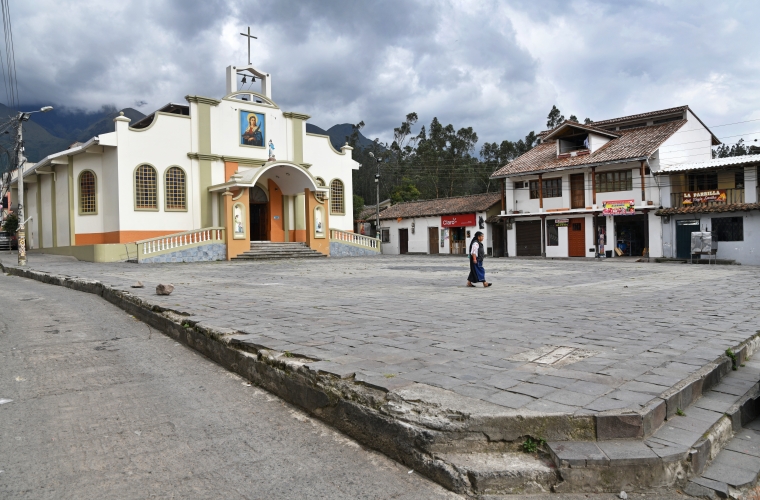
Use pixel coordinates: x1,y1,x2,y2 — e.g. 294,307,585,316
6,254,760,425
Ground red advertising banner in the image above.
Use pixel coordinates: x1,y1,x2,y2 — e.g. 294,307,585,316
683,190,726,204
441,213,476,227
602,200,636,216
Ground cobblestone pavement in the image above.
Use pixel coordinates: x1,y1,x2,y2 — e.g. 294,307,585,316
8,254,760,418
0,272,459,499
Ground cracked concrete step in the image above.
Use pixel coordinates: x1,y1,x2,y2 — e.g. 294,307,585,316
438,452,558,495
685,407,760,499
545,360,760,493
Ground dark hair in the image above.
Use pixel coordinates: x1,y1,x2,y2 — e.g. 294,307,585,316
469,231,484,254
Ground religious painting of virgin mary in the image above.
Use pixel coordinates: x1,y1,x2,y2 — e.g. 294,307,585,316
240,111,265,147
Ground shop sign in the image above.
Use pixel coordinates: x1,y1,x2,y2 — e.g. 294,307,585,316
683,190,726,204
441,213,476,227
602,200,635,216
554,219,569,227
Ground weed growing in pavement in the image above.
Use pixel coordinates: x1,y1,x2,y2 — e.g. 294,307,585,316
283,351,294,358
522,436,546,453
676,408,685,416
383,374,396,378
726,348,738,370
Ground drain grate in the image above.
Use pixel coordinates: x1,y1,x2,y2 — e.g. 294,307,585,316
509,346,597,366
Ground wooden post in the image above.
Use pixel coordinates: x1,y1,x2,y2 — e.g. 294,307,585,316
538,173,543,210
591,167,596,205
641,161,646,203
540,214,546,258
501,179,505,212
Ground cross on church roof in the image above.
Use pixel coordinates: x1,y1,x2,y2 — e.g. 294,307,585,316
239,27,257,65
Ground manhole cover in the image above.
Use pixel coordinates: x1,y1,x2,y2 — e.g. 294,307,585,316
509,346,597,366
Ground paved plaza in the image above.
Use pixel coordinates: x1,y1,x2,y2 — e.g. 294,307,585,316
8,254,760,418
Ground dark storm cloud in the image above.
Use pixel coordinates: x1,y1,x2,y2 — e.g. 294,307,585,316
10,0,760,147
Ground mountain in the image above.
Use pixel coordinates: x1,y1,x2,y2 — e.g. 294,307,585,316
2,104,147,163
307,122,376,151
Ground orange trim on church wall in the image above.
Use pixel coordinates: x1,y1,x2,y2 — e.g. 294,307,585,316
224,161,238,182
75,230,183,245
268,179,285,242
305,189,330,256
290,229,306,243
224,188,250,260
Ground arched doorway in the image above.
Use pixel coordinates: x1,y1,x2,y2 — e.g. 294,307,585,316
249,185,269,241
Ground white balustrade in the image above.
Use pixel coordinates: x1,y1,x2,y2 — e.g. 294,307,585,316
329,229,381,250
137,227,225,256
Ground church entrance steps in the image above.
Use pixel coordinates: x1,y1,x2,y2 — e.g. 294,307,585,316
232,241,325,260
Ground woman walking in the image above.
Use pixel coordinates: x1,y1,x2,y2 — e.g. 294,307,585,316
467,231,492,288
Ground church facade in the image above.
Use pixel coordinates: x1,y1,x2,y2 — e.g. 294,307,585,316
12,64,363,262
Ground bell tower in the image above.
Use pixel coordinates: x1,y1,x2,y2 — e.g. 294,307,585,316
226,65,272,99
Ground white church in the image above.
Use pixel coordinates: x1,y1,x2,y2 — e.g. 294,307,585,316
11,64,379,262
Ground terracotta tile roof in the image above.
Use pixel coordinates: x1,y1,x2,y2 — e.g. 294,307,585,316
491,120,685,178
542,121,620,140
357,204,385,221
656,203,760,216
591,105,688,127
379,192,501,220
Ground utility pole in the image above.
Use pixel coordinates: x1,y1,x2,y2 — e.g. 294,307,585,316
16,113,25,265
15,106,54,266
369,152,382,239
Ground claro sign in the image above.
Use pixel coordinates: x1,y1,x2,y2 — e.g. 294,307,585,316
441,213,476,227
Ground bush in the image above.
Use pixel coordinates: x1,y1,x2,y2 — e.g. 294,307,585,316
2,212,18,235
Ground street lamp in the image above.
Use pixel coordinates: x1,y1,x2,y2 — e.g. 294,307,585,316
368,151,382,239
16,106,54,266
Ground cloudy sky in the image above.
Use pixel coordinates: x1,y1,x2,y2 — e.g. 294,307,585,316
11,0,760,148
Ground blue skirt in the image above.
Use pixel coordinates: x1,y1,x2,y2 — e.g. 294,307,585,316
468,259,486,283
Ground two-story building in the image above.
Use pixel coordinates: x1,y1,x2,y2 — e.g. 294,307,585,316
490,106,720,259
654,154,760,264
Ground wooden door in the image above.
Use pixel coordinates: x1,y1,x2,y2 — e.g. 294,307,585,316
568,217,586,257
428,227,439,254
399,228,409,254
249,204,269,241
515,220,541,256
570,174,585,209
492,223,504,257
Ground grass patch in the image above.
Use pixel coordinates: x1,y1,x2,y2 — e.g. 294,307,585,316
522,436,546,453
383,373,396,378
726,348,738,370
676,408,685,416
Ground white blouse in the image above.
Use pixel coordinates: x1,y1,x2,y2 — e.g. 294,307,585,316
471,242,480,257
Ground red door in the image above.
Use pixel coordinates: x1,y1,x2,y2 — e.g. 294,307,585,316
568,218,586,257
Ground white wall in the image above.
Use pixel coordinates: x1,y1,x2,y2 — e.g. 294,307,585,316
381,213,490,255
658,110,713,167
73,152,105,237
304,134,358,232
39,175,53,248
116,113,195,232
54,164,70,247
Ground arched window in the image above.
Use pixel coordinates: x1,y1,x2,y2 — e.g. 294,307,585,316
165,166,186,210
315,177,326,203
135,164,158,210
79,170,97,214
330,179,344,215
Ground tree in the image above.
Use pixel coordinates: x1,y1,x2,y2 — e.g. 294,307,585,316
353,195,365,220
713,138,752,158
390,178,420,203
3,211,18,235
345,121,365,149
584,117,593,125
569,115,579,123
546,105,565,129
